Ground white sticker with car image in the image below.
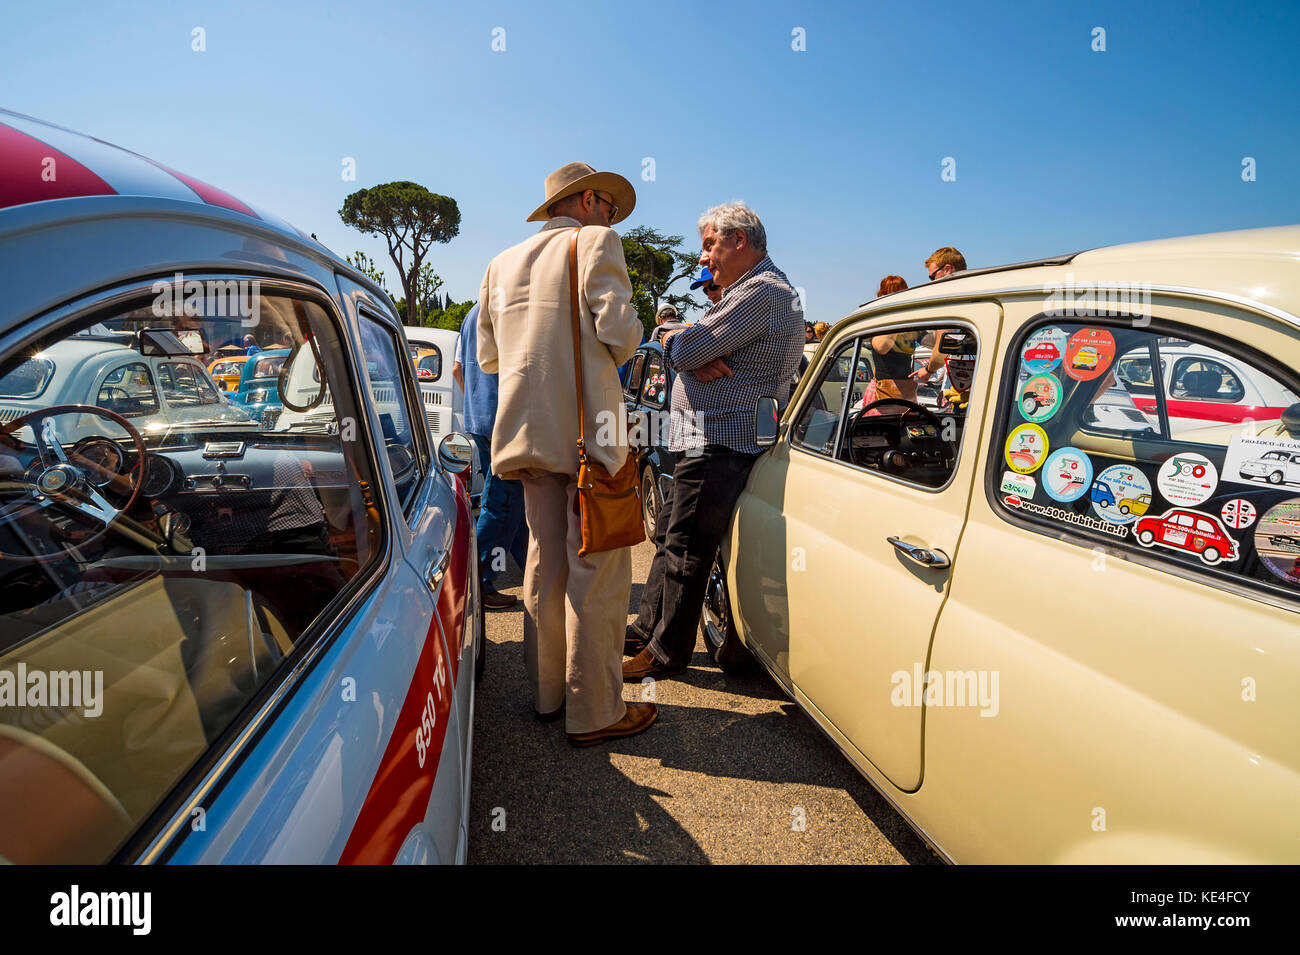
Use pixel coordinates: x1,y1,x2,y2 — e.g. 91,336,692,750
1042,447,1093,503
1254,498,1300,584
1089,464,1153,524
1021,326,1067,375
1019,373,1062,424
1131,506,1240,566
1156,451,1219,506
1221,434,1300,490
1004,423,1048,474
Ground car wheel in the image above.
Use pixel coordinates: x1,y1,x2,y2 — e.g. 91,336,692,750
700,554,752,672
1022,396,1038,415
1269,470,1284,485
474,575,486,683
1119,504,1130,515
1137,529,1155,545
641,465,661,541
1203,546,1221,563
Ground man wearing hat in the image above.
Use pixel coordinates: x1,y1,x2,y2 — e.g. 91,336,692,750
650,302,686,343
691,267,723,305
476,162,657,746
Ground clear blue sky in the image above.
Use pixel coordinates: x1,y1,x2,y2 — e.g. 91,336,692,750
3,1,1298,322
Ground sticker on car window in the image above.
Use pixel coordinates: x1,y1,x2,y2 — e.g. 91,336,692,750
1221,498,1258,529
1000,471,1037,497
1157,452,1219,506
1254,498,1300,583
1005,423,1049,473
1042,447,1094,503
1133,506,1240,566
1089,464,1153,524
1021,326,1067,375
1221,434,1300,490
1063,328,1116,382
1019,373,1062,424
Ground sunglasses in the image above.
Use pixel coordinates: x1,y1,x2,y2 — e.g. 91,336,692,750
705,283,720,293
592,193,618,220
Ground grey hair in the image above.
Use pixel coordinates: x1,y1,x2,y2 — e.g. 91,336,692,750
697,201,767,253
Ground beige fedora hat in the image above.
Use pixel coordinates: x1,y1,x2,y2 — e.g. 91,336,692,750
526,161,636,224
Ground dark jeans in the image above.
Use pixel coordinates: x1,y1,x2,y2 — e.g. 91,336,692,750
632,445,760,667
470,432,528,587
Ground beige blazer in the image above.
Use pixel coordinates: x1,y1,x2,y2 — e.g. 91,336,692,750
477,217,643,479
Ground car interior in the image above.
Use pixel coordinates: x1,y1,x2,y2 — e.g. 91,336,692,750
0,294,387,862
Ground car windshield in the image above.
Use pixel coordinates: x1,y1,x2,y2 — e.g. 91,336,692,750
0,357,55,398
251,355,285,378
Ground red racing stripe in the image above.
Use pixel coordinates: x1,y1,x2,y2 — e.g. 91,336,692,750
137,155,259,218
339,494,471,864
0,122,115,209
438,483,472,685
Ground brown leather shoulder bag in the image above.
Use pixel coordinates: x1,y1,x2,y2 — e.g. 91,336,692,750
568,228,646,557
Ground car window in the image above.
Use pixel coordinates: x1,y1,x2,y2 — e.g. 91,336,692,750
416,350,441,382
357,315,425,511
624,353,646,400
0,286,383,863
97,362,160,418
639,351,668,409
793,326,978,490
0,357,55,399
993,318,1300,603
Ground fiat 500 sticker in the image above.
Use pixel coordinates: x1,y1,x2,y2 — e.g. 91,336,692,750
1157,452,1219,506
1019,373,1062,423
1005,423,1048,473
1222,435,1300,488
1064,328,1116,382
1021,326,1067,375
1090,464,1153,524
1133,507,1240,566
1042,447,1093,503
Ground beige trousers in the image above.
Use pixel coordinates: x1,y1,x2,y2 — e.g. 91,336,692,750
519,471,631,734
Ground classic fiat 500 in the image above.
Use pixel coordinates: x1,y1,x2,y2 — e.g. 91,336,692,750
705,225,1300,863
0,109,482,864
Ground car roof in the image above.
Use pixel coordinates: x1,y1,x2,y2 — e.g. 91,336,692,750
853,225,1300,327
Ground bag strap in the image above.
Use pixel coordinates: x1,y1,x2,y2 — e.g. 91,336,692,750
567,227,587,467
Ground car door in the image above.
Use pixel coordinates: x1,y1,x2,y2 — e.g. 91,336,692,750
735,302,1002,791
925,298,1300,862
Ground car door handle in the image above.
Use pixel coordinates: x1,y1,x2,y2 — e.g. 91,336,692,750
887,536,951,569
426,546,451,591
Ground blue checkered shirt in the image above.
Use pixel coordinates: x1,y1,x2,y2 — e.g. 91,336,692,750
664,255,805,453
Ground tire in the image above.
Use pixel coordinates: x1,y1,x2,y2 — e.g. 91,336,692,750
1022,396,1038,415
1203,546,1221,564
641,465,661,541
1269,470,1284,485
474,574,486,683
700,554,752,672
1137,529,1155,545
1119,504,1130,515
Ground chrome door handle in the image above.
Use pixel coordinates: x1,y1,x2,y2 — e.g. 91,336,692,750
887,536,951,569
426,547,451,590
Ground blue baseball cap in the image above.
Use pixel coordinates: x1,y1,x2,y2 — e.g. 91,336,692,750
689,267,714,291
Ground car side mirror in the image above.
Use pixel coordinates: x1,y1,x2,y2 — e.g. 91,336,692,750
937,330,974,355
438,432,474,474
1281,403,1300,439
755,396,779,448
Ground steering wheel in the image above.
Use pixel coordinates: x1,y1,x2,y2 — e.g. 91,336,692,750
844,398,951,472
0,404,147,562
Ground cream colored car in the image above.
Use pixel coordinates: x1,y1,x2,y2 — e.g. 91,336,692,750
706,225,1300,864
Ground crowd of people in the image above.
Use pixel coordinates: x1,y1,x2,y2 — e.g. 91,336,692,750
451,159,968,748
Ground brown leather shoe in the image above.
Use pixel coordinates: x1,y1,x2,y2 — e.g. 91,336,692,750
624,624,649,657
622,647,685,683
567,703,658,747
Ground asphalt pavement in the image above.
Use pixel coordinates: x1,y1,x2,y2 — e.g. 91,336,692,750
467,538,936,864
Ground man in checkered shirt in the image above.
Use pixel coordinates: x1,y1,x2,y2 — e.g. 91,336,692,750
624,201,804,681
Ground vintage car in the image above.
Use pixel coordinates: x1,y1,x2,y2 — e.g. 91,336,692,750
705,225,1300,863
207,354,251,393
0,330,256,445
0,109,481,865
1239,448,1300,486
228,348,290,424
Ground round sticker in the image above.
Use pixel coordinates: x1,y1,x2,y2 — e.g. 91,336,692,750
1064,328,1116,381
1157,452,1219,506
1089,464,1153,524
1005,423,1049,474
1022,326,1067,374
946,355,975,393
1253,498,1300,585
1042,447,1094,503
1019,373,1062,423
1221,498,1258,529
